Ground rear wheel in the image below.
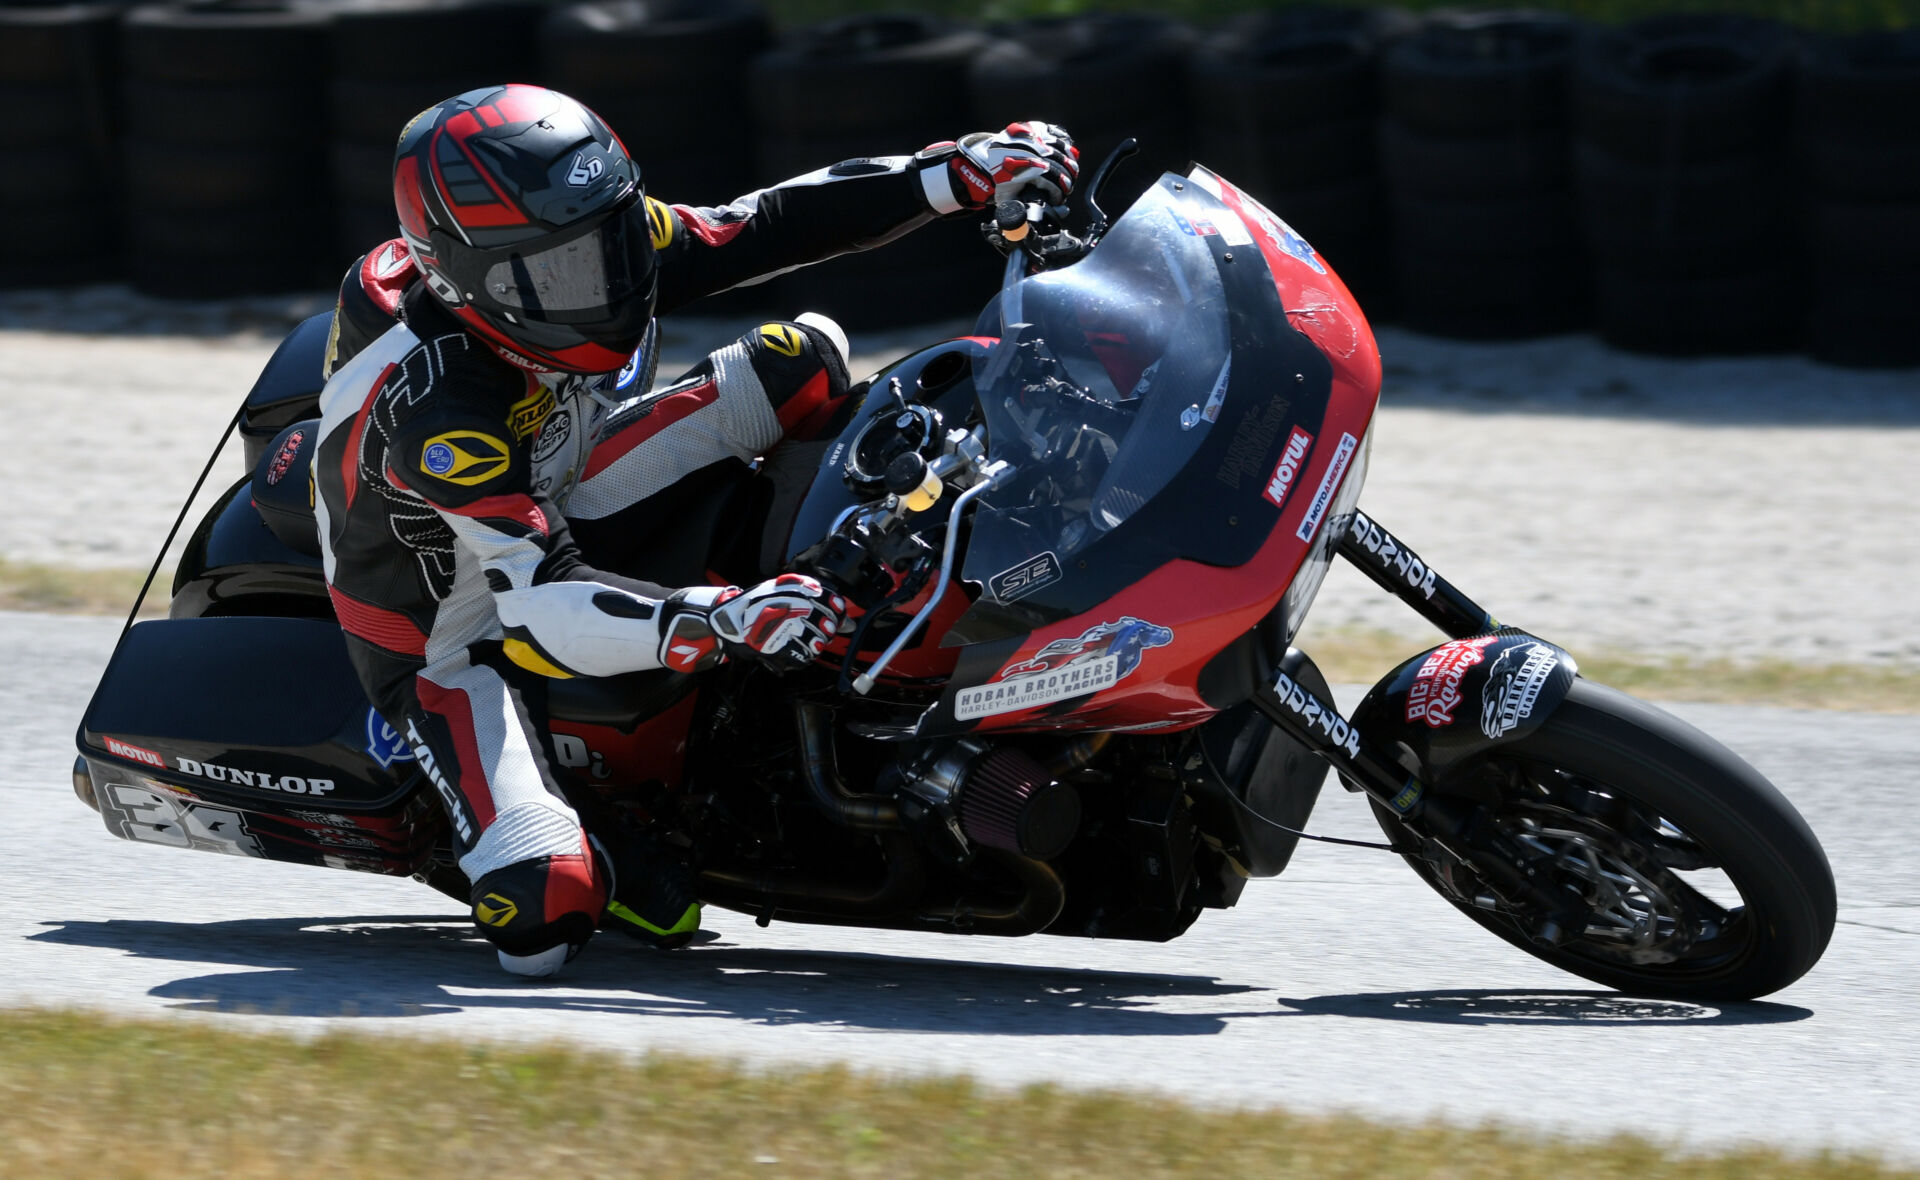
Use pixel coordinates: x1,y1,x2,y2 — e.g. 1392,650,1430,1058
1373,679,1835,1000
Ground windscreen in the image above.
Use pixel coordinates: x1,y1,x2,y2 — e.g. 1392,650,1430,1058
960,180,1232,610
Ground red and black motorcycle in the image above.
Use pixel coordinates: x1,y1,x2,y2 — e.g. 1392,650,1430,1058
74,151,1835,1000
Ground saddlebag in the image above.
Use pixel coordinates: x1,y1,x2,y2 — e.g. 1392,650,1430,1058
75,617,442,876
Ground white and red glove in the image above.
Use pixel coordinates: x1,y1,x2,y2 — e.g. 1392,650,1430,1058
917,121,1080,215
658,575,846,674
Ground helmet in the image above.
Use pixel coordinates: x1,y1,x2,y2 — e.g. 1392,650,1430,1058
393,84,657,375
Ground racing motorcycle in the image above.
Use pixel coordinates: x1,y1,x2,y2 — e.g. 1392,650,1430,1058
73,145,1835,1001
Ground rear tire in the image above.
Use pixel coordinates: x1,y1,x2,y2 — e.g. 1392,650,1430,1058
1373,679,1835,1000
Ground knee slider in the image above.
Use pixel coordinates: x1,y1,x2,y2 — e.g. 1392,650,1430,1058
469,851,605,964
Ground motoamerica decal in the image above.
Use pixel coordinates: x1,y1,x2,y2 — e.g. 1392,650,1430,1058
1405,636,1500,727
955,617,1173,720
364,706,415,769
1295,432,1358,543
1481,643,1559,739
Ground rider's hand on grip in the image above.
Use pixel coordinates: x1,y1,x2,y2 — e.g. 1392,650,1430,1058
917,121,1078,214
658,576,846,674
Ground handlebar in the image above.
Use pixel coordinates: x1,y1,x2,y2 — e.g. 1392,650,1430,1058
982,136,1139,271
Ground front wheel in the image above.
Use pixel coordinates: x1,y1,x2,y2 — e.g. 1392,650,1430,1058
1373,679,1836,1000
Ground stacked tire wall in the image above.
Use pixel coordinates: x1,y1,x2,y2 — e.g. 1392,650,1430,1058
748,14,996,327
328,0,543,267
0,3,121,287
1573,16,1799,355
1382,12,1585,338
2,2,1917,369
538,0,771,207
119,0,333,298
1190,8,1404,309
1797,29,1920,368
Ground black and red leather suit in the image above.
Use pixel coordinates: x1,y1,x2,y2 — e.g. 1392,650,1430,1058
312,157,968,971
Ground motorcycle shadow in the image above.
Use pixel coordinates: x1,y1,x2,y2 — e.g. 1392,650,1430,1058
1272,989,1812,1027
30,914,1275,1034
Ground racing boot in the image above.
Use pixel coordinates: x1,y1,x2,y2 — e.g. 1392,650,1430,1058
598,834,702,948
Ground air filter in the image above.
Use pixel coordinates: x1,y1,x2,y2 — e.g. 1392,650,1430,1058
957,747,1081,860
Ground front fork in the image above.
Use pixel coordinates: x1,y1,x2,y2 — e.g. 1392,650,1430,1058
1251,510,1588,940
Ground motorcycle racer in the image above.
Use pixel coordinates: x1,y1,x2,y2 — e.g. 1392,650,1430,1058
309,84,1076,978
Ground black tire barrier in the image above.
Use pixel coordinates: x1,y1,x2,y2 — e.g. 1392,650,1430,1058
1806,277,1920,369
754,14,989,144
1573,15,1797,356
1574,142,1791,275
1378,120,1569,197
0,3,122,287
1797,31,1920,368
1382,12,1582,337
1574,15,1795,166
122,0,330,86
1798,28,1920,140
1382,10,1577,135
0,196,117,287
1189,10,1400,309
540,0,771,204
1804,197,1920,367
119,0,333,297
750,15,995,328
1391,192,1587,339
1593,265,1800,356
326,0,544,266
970,14,1195,211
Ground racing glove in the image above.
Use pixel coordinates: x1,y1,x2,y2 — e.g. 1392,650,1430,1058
656,574,847,674
916,121,1080,216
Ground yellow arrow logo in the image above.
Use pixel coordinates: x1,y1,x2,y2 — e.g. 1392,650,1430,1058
758,323,804,358
474,893,519,928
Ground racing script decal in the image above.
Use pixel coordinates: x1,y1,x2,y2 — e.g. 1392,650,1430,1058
954,617,1173,720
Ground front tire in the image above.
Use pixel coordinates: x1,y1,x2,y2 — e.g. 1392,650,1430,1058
1374,679,1836,1000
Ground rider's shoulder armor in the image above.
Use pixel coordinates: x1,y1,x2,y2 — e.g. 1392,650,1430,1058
374,294,545,507
324,238,417,380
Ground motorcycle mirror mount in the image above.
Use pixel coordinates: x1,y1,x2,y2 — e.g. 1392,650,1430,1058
1080,137,1139,245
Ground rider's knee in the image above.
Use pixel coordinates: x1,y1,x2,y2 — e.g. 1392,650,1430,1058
469,848,606,978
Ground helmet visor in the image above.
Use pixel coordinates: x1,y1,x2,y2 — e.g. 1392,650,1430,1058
480,198,655,324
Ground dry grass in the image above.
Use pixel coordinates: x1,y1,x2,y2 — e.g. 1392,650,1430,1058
1299,626,1920,715
0,558,164,618
0,1008,1910,1180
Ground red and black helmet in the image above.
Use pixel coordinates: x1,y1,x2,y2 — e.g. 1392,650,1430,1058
393,84,657,375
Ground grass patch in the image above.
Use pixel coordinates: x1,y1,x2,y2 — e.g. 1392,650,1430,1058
766,0,1919,33
0,558,164,618
0,1007,1910,1179
1299,626,1920,714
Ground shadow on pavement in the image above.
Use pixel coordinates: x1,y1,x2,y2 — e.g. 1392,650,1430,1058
30,915,1275,1035
1273,988,1812,1026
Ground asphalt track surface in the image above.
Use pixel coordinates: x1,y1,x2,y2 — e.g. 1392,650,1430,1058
7,611,1919,1162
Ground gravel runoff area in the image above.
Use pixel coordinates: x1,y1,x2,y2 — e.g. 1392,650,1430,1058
2,283,1915,668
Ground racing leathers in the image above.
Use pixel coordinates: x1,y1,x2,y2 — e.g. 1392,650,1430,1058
311,152,986,976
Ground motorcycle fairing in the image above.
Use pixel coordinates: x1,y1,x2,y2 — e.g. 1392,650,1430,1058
915,172,1382,737
1348,632,1581,785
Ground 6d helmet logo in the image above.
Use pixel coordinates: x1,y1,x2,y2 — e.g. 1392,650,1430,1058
566,152,604,187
